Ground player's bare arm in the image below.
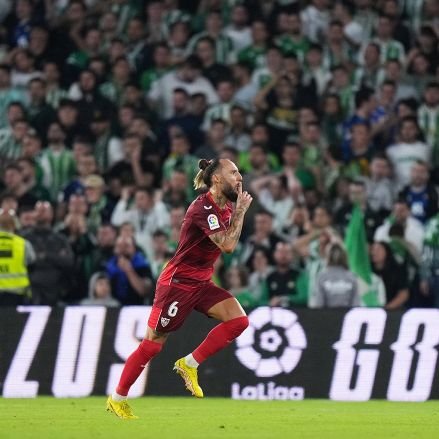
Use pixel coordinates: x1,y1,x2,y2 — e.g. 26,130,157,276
209,184,253,253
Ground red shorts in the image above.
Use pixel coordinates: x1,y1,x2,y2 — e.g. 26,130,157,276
148,278,233,333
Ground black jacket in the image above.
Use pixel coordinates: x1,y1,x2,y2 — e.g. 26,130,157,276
21,226,74,305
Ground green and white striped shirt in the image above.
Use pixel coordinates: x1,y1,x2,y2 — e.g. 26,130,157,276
0,127,22,161
140,68,171,92
373,38,406,65
251,67,274,90
322,43,356,70
187,31,235,64
401,0,424,33
38,147,76,202
418,104,439,166
275,35,311,64
238,45,267,69
112,2,139,35
162,10,191,37
352,66,384,90
306,239,327,308
0,88,27,128
45,87,68,109
421,215,439,279
202,102,233,131
335,84,356,118
99,81,125,106
354,9,377,40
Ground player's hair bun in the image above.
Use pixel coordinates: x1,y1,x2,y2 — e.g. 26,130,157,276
198,159,210,170
194,158,219,190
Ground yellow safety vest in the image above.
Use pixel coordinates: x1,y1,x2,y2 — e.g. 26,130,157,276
0,231,30,294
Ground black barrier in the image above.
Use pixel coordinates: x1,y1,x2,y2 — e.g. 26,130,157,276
1,306,439,400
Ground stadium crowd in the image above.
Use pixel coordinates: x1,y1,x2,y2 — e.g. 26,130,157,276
0,0,438,310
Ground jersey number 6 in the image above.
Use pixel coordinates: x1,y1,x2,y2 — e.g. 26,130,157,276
168,301,179,317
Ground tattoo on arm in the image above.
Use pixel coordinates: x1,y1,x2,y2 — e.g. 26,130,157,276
210,207,246,252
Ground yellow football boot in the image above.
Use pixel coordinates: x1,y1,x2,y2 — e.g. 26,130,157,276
173,357,204,398
106,396,139,420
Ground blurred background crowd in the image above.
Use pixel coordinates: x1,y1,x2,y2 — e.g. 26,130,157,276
0,0,438,310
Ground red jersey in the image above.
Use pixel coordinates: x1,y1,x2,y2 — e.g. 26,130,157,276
158,192,232,284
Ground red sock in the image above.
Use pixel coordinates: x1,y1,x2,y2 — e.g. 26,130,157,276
116,339,163,396
192,316,249,364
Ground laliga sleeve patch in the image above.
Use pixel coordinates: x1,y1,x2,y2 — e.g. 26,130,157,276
207,214,220,230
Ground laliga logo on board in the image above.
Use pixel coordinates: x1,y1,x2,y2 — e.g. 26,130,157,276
235,307,307,377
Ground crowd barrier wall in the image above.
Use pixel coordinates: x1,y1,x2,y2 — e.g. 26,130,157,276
1,306,438,401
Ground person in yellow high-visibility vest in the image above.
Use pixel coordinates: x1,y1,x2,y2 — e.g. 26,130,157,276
0,209,35,306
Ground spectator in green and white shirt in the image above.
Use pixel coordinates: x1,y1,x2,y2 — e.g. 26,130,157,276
100,57,132,106
187,10,234,65
400,0,425,34
66,27,102,80
251,46,284,91
162,6,191,41
125,17,149,72
418,81,439,169
238,20,268,70
42,61,68,110
21,129,42,159
223,4,251,52
303,43,331,96
333,1,363,47
26,77,56,144
322,20,356,71
162,133,198,197
369,14,406,65
195,37,233,88
55,99,81,149
420,212,439,307
292,207,335,308
140,43,172,93
89,110,123,173
0,118,30,170
110,0,139,36
98,11,119,52
354,0,377,41
10,48,43,91
144,0,167,44
327,64,356,118
275,12,311,63
202,79,235,131
353,43,384,90
16,157,50,204
168,21,191,65
39,121,76,202
300,0,331,44
0,64,27,128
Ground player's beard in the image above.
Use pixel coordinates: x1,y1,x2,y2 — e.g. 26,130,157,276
222,181,238,202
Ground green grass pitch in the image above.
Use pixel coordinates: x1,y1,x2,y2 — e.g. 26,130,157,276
1,397,438,439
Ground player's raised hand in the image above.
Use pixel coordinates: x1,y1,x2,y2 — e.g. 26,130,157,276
237,181,243,195
236,183,252,212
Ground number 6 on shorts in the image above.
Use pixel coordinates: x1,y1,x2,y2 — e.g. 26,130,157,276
168,301,179,317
